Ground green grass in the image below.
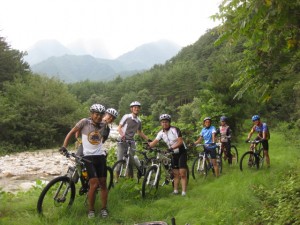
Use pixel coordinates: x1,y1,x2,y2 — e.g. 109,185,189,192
0,132,299,225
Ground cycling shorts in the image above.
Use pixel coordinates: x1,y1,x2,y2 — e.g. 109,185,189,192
83,155,107,178
204,146,217,159
171,151,188,169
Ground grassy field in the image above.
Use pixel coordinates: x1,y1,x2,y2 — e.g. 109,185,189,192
0,132,299,225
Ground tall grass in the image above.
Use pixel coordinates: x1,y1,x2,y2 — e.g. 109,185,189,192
0,132,299,225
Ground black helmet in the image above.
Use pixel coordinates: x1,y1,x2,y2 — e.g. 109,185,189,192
220,116,227,122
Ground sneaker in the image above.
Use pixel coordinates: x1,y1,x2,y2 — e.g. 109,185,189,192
182,192,186,196
100,208,109,218
171,190,179,195
88,210,95,219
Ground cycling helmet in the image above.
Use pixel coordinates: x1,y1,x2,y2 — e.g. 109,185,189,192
159,114,171,122
130,101,141,107
90,104,106,114
252,115,260,121
203,117,212,122
106,108,118,118
220,116,227,122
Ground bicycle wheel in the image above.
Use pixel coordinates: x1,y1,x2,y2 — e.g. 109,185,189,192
106,166,113,190
217,154,222,174
37,176,75,217
239,151,259,171
257,148,264,169
191,155,207,180
230,145,239,165
142,165,159,198
112,159,127,183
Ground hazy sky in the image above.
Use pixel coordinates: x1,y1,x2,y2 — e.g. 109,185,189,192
0,0,221,58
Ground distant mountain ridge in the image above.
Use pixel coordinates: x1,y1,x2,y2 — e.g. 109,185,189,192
26,39,181,83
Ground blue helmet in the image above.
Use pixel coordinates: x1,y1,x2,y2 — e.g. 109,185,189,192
252,115,260,121
220,116,227,122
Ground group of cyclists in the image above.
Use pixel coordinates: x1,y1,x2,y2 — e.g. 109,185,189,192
59,100,270,219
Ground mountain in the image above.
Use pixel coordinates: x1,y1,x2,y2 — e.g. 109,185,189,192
29,40,181,82
24,40,72,65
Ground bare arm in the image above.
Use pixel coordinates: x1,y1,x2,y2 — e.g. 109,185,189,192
148,139,159,148
137,130,149,141
194,136,203,145
62,126,80,148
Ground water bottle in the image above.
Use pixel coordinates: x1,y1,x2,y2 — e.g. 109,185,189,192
81,167,88,180
134,155,141,167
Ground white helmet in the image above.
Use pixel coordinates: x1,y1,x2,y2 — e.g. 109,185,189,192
90,104,106,114
130,101,141,107
159,114,171,121
106,108,118,118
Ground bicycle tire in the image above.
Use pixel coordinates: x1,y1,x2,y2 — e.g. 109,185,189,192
107,166,114,190
37,176,75,217
257,148,264,169
112,159,127,183
239,151,259,171
230,145,239,165
191,155,207,180
142,165,159,198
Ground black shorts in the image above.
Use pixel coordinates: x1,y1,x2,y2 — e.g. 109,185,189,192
171,152,188,169
261,140,269,151
83,155,107,178
204,147,217,159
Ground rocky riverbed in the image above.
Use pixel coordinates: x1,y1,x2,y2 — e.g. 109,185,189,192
0,128,119,194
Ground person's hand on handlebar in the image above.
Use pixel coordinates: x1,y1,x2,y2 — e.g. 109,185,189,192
59,146,68,155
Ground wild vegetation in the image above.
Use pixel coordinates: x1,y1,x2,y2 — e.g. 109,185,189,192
0,133,299,225
0,1,299,223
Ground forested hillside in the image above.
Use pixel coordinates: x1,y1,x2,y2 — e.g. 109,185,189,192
0,0,299,153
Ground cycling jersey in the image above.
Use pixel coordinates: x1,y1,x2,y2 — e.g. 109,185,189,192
75,118,106,156
217,125,231,142
252,123,270,140
118,114,142,140
200,126,217,144
155,126,187,153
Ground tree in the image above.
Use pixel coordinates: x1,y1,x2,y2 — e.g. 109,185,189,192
212,0,300,100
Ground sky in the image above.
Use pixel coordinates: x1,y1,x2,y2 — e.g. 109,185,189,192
0,0,222,58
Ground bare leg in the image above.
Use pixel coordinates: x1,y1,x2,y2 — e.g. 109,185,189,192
99,177,108,209
211,159,219,177
88,178,100,211
179,168,187,192
264,150,270,167
172,169,179,192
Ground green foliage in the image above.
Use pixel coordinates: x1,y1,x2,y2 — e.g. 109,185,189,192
0,75,83,151
0,133,299,225
253,170,300,225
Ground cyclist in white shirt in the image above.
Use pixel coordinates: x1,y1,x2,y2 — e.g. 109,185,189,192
148,114,188,196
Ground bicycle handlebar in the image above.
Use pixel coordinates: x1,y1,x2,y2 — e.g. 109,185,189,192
245,140,261,144
60,149,92,164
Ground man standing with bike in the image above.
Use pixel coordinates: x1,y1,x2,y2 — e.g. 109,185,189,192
148,114,188,196
117,101,151,177
246,115,270,168
60,104,115,219
192,117,220,177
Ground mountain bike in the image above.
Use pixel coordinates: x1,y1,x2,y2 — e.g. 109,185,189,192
218,141,239,165
36,149,113,217
112,140,155,184
239,140,264,171
191,143,222,180
141,148,189,198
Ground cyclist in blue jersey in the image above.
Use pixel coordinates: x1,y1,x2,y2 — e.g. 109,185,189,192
192,117,219,177
246,115,270,168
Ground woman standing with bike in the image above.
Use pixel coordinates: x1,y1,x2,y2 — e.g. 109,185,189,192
192,117,219,177
148,114,188,196
216,116,233,165
60,104,114,219
246,115,270,168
